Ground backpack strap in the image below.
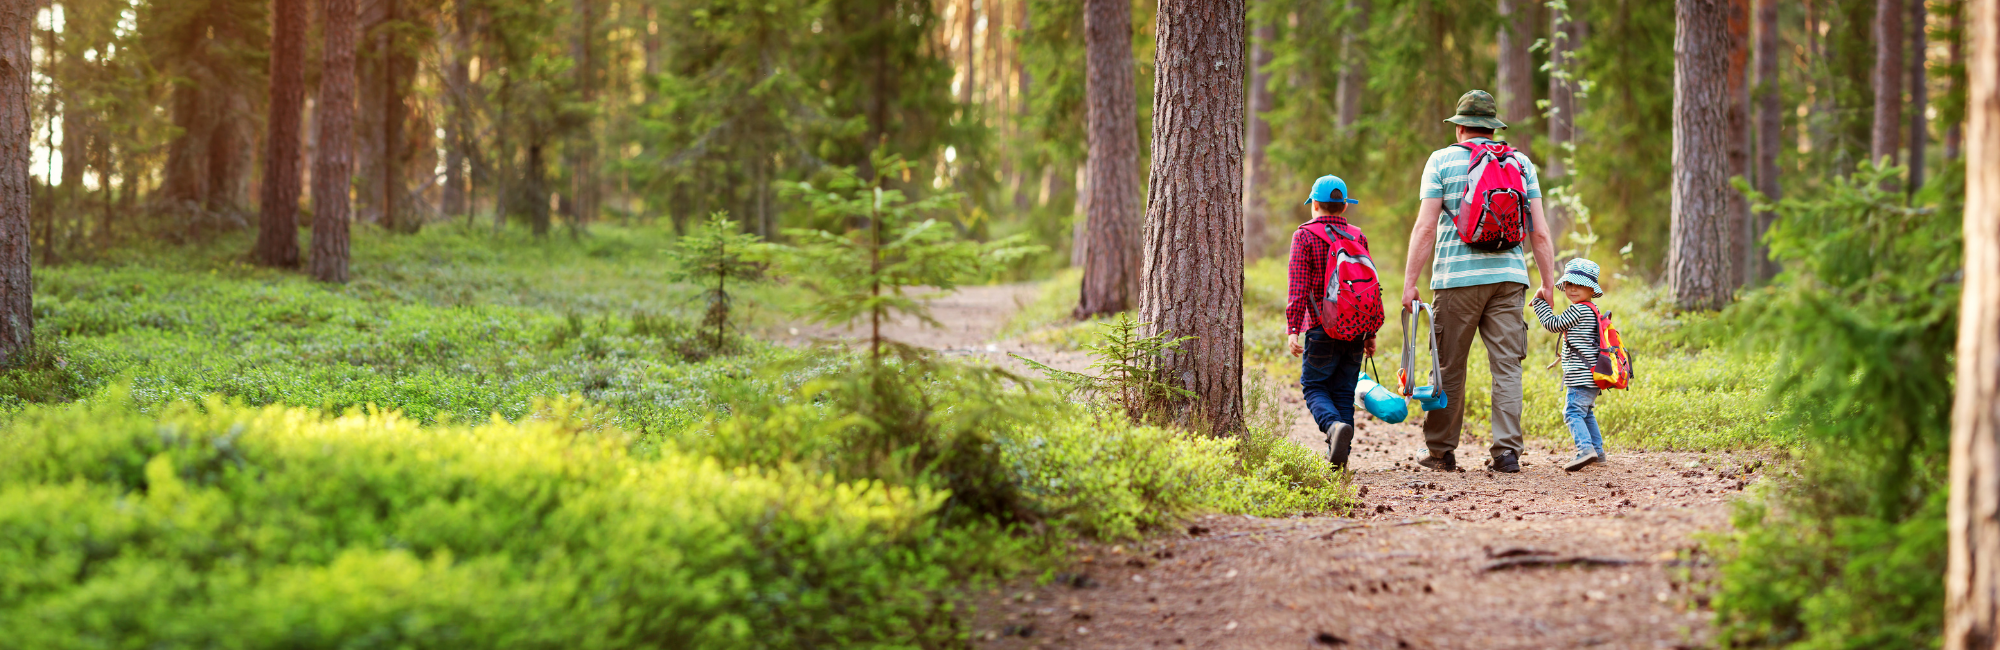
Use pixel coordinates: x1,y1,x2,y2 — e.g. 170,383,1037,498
1562,302,1602,360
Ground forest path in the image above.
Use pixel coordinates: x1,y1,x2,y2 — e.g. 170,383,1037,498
866,285,1754,650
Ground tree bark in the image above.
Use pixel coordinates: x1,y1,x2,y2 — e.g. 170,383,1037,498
1912,0,1931,189
0,0,29,365
568,0,596,234
959,0,977,105
1670,0,1737,311
441,0,471,220
1948,4,2000,645
1876,0,1907,168
312,0,358,284
1140,0,1245,437
1751,0,1781,284
1726,0,1751,289
256,0,307,267
1242,19,1274,261
1075,0,1141,318
1335,0,1368,131
1545,2,1580,244
1496,0,1534,158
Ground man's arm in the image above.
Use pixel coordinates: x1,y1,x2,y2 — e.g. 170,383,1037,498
1528,197,1556,305
1402,198,1443,311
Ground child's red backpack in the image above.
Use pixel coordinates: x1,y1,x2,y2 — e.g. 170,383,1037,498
1304,221,1385,341
1568,303,1634,390
1450,141,1533,252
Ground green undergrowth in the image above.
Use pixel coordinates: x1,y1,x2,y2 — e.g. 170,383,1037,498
1,224,1356,646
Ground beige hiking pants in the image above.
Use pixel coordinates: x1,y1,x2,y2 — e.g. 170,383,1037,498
1421,281,1528,460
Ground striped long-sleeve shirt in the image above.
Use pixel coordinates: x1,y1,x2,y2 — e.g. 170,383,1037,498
1532,297,1600,388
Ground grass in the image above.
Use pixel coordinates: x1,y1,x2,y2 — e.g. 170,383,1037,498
1,223,1358,646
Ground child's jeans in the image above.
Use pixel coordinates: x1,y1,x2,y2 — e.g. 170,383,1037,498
1301,328,1364,433
1566,386,1604,453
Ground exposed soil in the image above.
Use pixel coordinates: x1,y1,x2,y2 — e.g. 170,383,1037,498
825,284,1762,649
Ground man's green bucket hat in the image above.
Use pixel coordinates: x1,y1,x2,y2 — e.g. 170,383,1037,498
1443,89,1508,130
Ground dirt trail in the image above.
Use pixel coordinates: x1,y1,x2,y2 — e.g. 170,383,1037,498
867,285,1756,649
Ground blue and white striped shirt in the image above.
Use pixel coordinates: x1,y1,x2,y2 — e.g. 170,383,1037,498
1418,138,1541,290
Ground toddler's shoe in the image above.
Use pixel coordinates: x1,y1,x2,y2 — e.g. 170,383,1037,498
1564,449,1600,472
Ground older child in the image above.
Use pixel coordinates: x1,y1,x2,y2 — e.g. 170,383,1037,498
1286,175,1384,470
1531,258,1608,471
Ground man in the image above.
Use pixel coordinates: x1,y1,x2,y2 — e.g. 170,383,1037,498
1400,89,1558,473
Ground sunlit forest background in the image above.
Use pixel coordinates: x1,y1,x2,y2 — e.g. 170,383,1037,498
0,0,1984,647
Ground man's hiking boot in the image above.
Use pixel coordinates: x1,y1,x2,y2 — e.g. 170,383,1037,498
1417,451,1457,472
1564,450,1600,472
1597,449,1609,464
1326,422,1356,470
1489,450,1521,473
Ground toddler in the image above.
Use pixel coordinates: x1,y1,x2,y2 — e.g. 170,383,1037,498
1531,258,1607,471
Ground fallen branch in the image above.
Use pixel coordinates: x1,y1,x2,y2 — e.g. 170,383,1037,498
1481,555,1645,571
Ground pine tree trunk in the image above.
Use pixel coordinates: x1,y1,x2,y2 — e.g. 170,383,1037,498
311,0,358,284
959,0,976,105
255,0,307,267
1497,0,1534,158
1545,3,1579,243
1242,20,1273,261
1911,0,1931,189
568,0,596,234
442,0,471,220
1947,4,2000,644
1140,0,1245,436
0,0,30,366
1670,0,1737,311
1075,0,1140,318
1751,0,1781,284
1727,0,1751,289
1876,0,1906,167
1335,0,1368,131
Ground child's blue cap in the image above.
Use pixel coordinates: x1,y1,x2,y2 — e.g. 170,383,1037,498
1304,175,1361,206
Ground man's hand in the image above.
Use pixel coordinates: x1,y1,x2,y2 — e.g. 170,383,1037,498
1364,338,1377,357
1287,333,1303,357
1402,284,1421,312
1536,282,1554,305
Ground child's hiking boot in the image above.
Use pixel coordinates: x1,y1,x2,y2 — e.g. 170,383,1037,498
1564,449,1600,472
1417,451,1457,472
1326,422,1356,470
1488,450,1520,473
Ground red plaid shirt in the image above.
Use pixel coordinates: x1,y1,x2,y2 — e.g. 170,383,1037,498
1286,215,1372,336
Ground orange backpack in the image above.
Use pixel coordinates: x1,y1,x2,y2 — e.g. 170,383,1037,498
1568,303,1633,390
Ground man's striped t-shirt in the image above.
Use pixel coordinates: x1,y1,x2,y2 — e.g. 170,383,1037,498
1419,138,1542,290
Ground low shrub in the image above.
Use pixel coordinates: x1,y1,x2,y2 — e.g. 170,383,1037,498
0,392,968,648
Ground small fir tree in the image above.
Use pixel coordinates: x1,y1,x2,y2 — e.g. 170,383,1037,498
779,151,1038,361
664,212,766,353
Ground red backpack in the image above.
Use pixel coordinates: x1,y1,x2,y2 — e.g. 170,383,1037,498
1450,141,1533,252
1304,221,1385,341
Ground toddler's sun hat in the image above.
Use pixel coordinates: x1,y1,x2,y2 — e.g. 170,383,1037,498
1558,258,1604,298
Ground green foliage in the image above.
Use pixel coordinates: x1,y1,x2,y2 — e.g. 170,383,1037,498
1710,162,1963,648
0,393,967,648
664,212,768,354
779,152,1039,358
1012,313,1194,424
